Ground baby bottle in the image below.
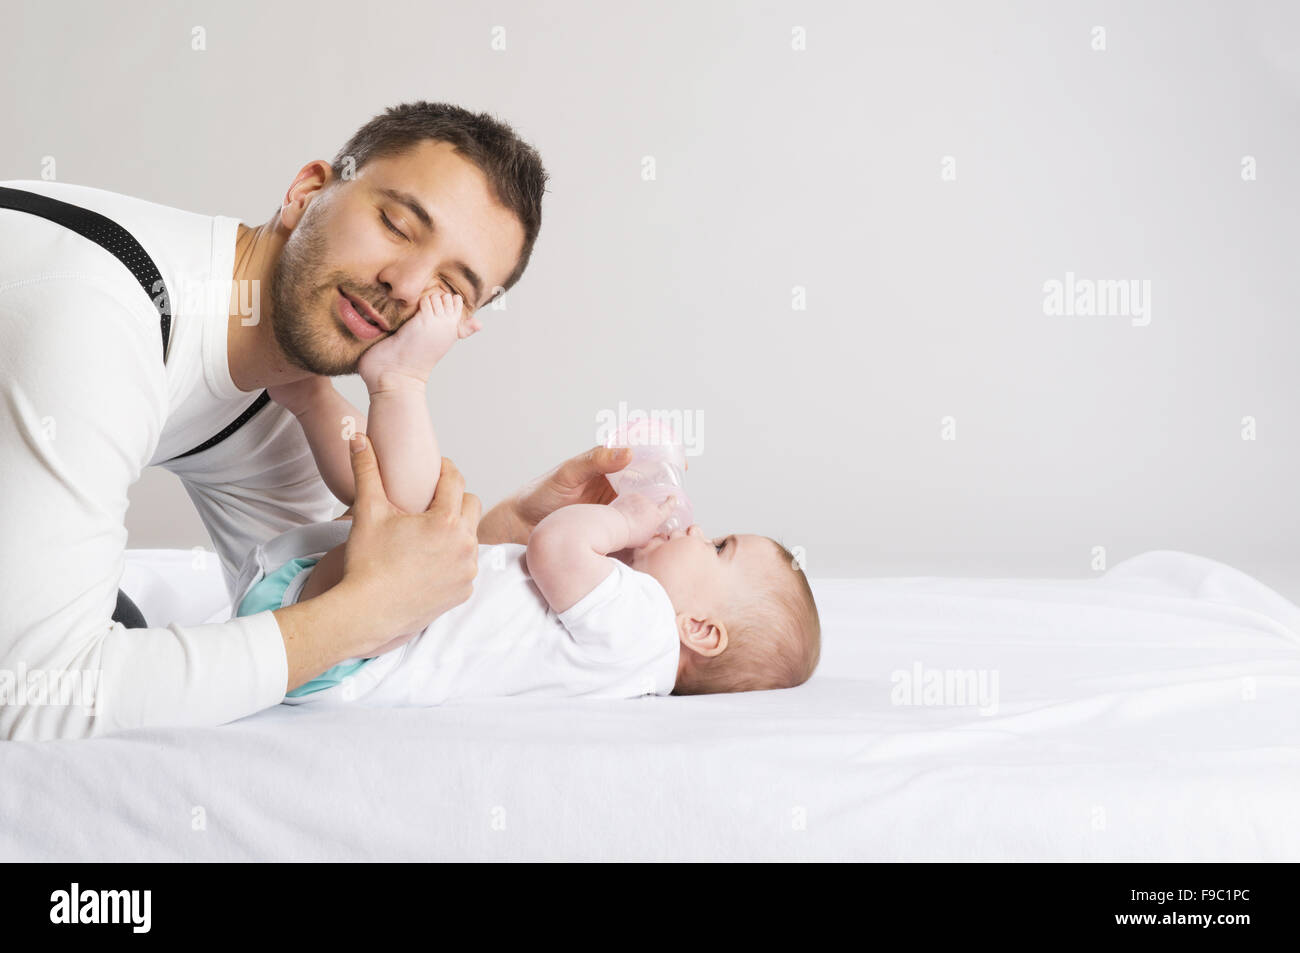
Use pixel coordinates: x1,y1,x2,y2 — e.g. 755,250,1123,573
603,417,694,536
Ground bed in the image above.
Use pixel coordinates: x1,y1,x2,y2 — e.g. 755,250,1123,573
2,548,1297,861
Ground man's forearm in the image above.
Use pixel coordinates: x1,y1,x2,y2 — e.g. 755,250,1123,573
273,582,373,692
478,497,529,545
294,388,367,506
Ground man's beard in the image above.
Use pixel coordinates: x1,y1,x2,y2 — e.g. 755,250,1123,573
267,208,366,377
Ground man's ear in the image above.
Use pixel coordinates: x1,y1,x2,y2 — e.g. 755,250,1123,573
677,613,728,657
280,160,333,229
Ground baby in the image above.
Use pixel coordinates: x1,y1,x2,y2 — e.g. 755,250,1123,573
233,290,820,706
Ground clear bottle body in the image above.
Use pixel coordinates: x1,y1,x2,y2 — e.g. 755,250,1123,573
603,422,694,535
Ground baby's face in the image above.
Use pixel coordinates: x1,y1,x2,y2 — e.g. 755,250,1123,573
628,525,771,613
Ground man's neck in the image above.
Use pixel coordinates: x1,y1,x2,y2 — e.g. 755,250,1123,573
227,219,308,392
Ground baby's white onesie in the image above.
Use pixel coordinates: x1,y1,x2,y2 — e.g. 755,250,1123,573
233,520,681,706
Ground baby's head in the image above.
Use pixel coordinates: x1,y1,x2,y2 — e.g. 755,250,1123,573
628,527,820,694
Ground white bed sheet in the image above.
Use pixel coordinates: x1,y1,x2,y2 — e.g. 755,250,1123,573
1,548,1297,861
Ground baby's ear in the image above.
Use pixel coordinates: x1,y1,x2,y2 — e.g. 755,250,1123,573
678,614,727,656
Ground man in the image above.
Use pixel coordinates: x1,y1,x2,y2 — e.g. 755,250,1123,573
0,101,634,740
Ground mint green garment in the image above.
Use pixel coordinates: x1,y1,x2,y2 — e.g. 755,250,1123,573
236,556,372,698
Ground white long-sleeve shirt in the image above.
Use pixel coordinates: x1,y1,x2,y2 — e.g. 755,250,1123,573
0,179,339,740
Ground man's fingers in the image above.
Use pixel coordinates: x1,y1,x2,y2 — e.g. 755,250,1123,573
568,446,632,485
348,434,387,521
598,446,632,470
461,491,482,528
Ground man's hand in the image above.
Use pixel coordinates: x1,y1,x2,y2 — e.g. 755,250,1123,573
333,433,482,650
357,291,480,392
480,445,637,545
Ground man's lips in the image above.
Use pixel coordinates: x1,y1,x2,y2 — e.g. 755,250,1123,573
338,287,391,332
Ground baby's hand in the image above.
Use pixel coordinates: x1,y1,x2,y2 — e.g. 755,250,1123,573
608,492,679,549
358,292,482,390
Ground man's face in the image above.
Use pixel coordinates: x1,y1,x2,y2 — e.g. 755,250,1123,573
268,140,526,375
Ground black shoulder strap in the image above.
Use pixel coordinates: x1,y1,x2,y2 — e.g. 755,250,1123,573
0,185,173,360
164,391,271,461
0,185,270,462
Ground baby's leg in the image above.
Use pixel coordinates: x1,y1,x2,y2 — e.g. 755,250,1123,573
294,509,353,603
298,543,346,603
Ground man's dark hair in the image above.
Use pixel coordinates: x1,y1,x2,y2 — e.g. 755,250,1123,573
330,101,548,297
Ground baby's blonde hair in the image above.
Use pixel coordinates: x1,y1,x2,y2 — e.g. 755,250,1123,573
673,539,820,695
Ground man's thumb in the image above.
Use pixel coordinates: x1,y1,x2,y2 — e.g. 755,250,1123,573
349,433,385,508
598,446,633,471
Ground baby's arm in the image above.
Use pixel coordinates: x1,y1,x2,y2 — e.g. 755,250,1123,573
525,495,676,614
268,291,479,513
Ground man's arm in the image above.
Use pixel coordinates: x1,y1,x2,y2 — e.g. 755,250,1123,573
270,372,440,515
272,573,372,690
201,437,483,697
176,399,346,603
0,280,295,739
267,376,368,506
476,446,636,546
0,276,483,739
478,499,532,545
525,497,673,614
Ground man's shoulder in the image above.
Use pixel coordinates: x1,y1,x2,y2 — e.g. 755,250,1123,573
0,178,222,232
0,178,237,314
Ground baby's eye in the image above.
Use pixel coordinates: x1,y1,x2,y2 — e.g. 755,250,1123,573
714,539,724,553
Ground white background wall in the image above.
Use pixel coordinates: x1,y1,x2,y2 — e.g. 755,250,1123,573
4,0,1299,594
